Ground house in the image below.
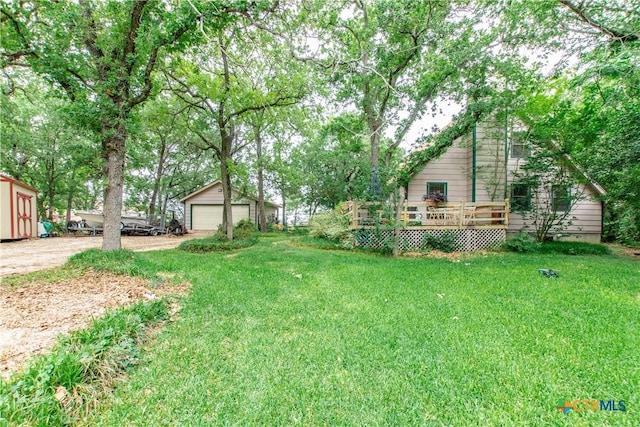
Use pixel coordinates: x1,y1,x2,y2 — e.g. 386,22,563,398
0,173,38,241
180,180,279,231
343,117,605,250
405,119,605,242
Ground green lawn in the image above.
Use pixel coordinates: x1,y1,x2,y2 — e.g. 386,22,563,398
82,238,638,426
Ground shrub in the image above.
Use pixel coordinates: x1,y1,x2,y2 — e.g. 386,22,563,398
420,231,458,253
503,232,542,253
504,233,610,255
179,235,258,253
309,211,354,248
234,218,257,239
538,241,610,255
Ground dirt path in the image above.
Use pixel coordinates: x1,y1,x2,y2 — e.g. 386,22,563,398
0,233,204,379
0,232,207,277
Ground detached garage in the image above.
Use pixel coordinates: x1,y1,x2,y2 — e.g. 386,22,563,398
0,173,38,241
180,180,279,231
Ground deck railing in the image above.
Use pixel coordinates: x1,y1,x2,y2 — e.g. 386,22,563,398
342,199,510,230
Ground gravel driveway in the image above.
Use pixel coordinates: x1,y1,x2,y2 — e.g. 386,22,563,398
0,232,206,277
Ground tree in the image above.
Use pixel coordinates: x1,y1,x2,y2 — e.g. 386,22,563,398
125,96,218,222
508,0,640,243
1,1,259,249
511,142,587,242
0,77,100,222
294,113,373,211
166,22,305,239
294,0,511,198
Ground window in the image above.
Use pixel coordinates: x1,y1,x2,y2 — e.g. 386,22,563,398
426,182,447,197
511,133,530,158
552,186,570,212
511,184,531,211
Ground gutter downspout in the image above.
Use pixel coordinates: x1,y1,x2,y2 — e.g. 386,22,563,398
472,125,477,202
504,110,509,200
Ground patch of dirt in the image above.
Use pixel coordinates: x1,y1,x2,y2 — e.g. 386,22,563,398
0,270,189,380
402,249,498,261
0,231,209,277
607,243,640,259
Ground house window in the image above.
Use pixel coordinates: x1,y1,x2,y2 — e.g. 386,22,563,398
552,186,570,212
511,133,530,158
511,184,531,211
426,182,447,197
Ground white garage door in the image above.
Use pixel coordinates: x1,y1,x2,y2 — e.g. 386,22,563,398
191,205,250,230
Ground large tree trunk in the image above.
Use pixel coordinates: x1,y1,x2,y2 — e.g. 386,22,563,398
220,129,234,240
281,189,286,228
66,170,75,224
255,125,267,232
101,129,126,250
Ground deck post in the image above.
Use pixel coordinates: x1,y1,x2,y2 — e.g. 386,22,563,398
352,200,358,228
458,201,465,229
504,198,510,226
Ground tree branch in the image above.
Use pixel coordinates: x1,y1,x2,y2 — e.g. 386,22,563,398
558,0,639,42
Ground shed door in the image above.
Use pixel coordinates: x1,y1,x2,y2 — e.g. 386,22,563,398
191,205,250,230
16,192,33,238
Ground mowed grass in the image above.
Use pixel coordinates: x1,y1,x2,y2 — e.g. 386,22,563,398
85,238,639,426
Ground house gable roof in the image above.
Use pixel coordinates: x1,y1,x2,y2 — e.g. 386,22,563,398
402,122,606,198
179,180,280,207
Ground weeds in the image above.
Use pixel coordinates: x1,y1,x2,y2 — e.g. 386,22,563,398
0,300,169,426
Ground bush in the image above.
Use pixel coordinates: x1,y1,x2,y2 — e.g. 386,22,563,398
538,241,610,255
234,218,257,239
503,232,542,253
420,231,458,253
309,211,354,248
504,233,610,255
179,235,258,253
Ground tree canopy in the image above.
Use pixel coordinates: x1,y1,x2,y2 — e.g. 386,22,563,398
1,0,638,245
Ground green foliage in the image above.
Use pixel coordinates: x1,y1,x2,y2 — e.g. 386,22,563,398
537,241,611,256
504,233,609,255
308,210,354,248
503,232,543,253
233,218,257,239
420,231,458,253
297,236,349,251
178,235,258,253
0,300,169,426
292,113,373,209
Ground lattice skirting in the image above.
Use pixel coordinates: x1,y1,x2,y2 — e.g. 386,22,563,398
353,229,506,252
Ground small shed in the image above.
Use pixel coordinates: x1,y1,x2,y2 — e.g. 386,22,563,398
0,174,38,241
180,180,279,231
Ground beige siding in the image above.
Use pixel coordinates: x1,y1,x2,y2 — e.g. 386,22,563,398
508,184,602,241
183,181,257,231
407,140,470,202
406,119,603,242
474,122,509,202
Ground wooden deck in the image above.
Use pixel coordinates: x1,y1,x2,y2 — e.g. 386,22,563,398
342,200,510,230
